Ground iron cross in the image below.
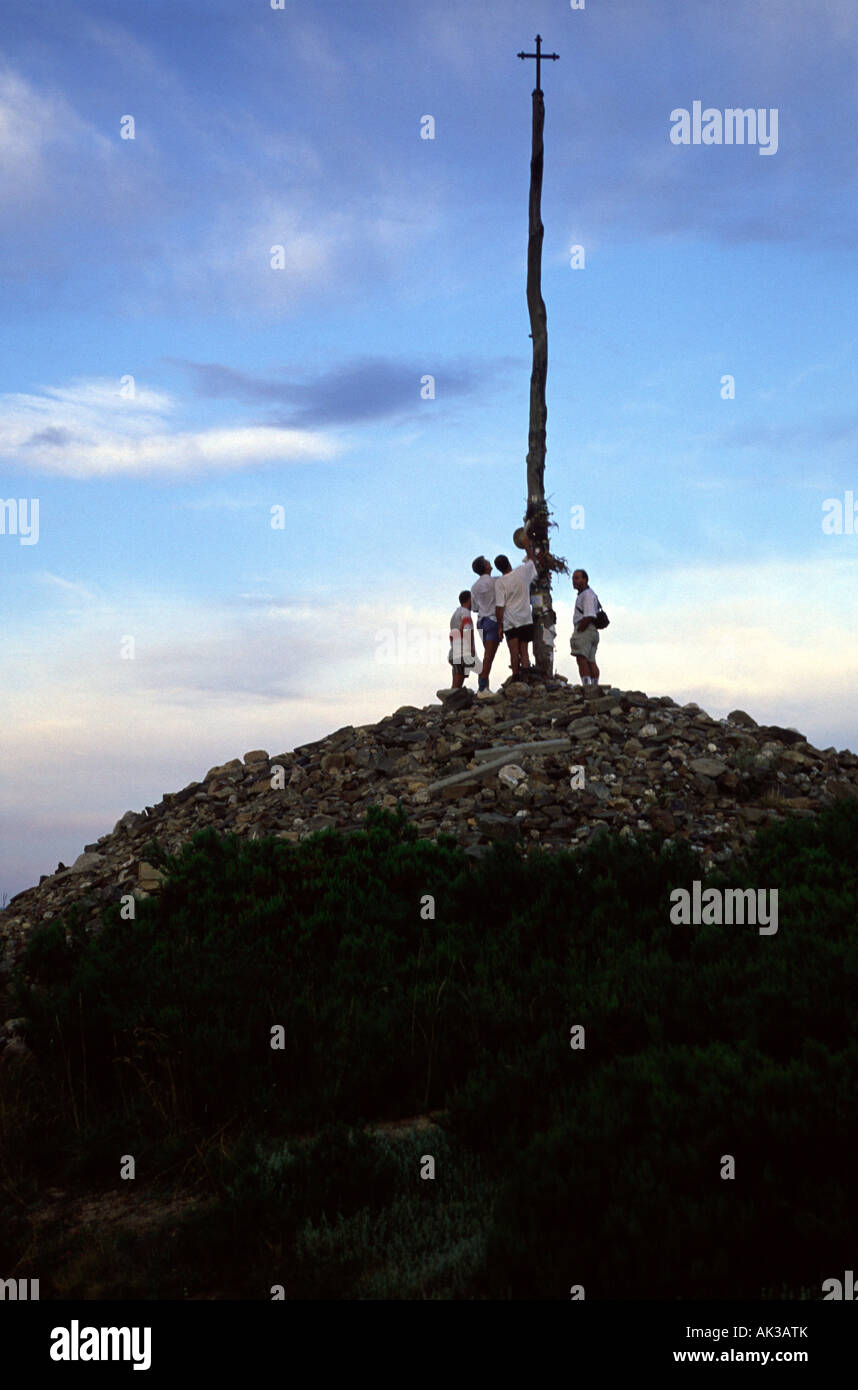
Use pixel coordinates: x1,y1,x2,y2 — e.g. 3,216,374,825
517,34,559,93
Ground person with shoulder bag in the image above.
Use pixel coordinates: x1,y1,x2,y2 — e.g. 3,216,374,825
570,569,608,687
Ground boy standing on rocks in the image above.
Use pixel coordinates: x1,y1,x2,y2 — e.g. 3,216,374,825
571,569,601,687
448,590,476,690
470,556,502,697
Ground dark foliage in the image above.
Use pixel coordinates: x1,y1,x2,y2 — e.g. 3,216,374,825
3,797,857,1298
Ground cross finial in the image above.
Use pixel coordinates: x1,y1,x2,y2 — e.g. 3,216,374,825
517,33,559,94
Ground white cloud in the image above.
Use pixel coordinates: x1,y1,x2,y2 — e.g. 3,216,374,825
36,572,102,609
586,555,858,747
158,189,442,316
0,36,443,312
0,66,110,197
0,377,341,478
0,63,150,269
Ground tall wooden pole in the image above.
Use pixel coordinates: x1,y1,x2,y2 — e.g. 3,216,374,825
518,35,558,676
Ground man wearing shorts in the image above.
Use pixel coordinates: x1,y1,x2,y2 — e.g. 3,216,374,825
449,589,476,690
494,545,537,678
570,569,601,686
470,556,502,698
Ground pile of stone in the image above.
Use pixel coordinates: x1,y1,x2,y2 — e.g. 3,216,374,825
2,680,856,977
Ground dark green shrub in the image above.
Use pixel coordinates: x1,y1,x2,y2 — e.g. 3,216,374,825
3,799,857,1298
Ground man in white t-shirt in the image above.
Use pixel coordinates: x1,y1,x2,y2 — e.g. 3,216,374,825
448,589,476,690
470,556,502,698
494,544,537,678
570,568,601,686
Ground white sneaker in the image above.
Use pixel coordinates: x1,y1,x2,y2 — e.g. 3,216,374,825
477,687,494,699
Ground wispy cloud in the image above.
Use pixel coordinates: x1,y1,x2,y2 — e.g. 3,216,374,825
173,355,493,426
35,572,102,608
0,378,341,478
0,65,110,197
0,63,164,282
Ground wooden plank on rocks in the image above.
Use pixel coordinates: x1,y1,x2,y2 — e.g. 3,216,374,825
427,739,572,794
473,738,572,763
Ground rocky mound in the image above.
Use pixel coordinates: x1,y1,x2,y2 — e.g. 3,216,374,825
2,679,857,975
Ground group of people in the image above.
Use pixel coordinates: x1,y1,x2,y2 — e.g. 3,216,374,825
448,539,604,698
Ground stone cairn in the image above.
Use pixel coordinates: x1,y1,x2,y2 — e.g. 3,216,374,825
2,680,857,1007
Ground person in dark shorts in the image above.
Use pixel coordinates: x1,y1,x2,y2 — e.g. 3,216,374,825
494,544,537,678
470,556,502,697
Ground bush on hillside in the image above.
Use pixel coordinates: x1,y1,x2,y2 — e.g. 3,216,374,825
3,797,857,1297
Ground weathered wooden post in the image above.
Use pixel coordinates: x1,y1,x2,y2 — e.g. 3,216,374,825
517,34,560,676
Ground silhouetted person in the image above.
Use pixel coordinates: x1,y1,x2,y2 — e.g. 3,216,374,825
570,568,602,686
471,556,502,697
495,541,536,678
448,589,475,690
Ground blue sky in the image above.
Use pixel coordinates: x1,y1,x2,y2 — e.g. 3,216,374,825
1,0,856,899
